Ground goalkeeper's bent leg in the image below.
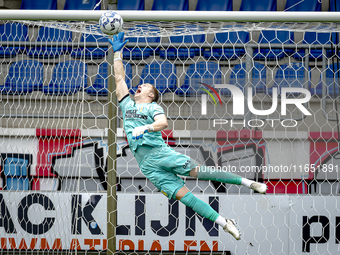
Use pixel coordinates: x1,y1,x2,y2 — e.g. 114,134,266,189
174,187,241,240
194,165,244,185
192,165,267,193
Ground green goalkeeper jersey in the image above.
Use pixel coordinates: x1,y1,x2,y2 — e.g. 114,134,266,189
119,94,166,153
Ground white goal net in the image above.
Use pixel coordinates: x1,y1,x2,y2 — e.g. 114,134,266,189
1,10,340,255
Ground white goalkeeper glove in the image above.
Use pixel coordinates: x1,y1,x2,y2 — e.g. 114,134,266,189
132,124,154,140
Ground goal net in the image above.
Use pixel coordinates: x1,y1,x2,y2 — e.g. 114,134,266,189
1,10,340,254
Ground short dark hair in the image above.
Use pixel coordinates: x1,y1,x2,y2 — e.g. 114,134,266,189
150,85,159,103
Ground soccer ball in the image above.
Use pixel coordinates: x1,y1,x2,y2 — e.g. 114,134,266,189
99,11,123,36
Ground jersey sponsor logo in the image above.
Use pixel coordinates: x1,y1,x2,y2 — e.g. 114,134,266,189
125,110,148,120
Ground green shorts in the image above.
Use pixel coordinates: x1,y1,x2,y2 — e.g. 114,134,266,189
137,145,199,199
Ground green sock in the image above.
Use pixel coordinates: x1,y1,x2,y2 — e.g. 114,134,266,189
179,191,219,222
197,165,243,185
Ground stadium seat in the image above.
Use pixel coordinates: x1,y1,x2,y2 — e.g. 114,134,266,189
151,0,188,10
220,62,266,96
176,61,222,97
204,28,249,60
195,0,232,11
27,26,72,58
254,29,294,61
312,63,340,98
294,30,337,61
270,63,309,95
63,0,101,10
71,34,107,59
123,24,161,60
130,61,177,94
43,60,88,95
284,0,321,11
0,23,28,58
118,0,144,10
239,0,276,11
86,62,132,96
20,0,57,9
160,25,204,60
329,0,340,11
3,60,43,94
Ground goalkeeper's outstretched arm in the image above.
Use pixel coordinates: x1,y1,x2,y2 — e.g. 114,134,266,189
109,32,129,101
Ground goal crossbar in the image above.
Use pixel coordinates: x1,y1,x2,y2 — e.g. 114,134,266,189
0,10,340,22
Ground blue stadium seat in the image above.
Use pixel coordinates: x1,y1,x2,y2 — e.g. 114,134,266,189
239,0,276,11
294,30,337,61
160,25,204,60
27,26,72,58
3,60,43,94
284,0,321,11
71,34,107,59
123,24,161,60
254,29,294,61
204,28,249,60
43,60,87,95
130,61,177,94
195,0,232,11
270,63,309,95
313,63,340,98
20,0,57,9
176,61,222,97
64,0,101,10
220,62,266,96
118,0,144,10
152,0,188,10
85,62,132,96
0,23,28,58
329,0,340,11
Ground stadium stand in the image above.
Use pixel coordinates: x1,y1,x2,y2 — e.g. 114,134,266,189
254,29,294,61
204,29,249,60
176,61,222,97
312,63,340,98
151,0,189,10
117,0,144,10
27,26,72,58
123,24,161,60
220,62,267,96
20,0,57,9
195,0,232,11
71,33,108,60
63,0,101,10
284,0,321,11
0,23,28,58
239,0,276,11
43,60,88,95
294,30,337,61
160,25,205,60
271,62,309,95
86,62,132,96
329,0,340,11
4,60,44,94
130,61,177,94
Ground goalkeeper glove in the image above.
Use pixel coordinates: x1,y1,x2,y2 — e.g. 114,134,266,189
132,125,154,140
108,32,129,60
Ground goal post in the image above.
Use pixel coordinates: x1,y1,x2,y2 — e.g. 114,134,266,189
1,9,340,255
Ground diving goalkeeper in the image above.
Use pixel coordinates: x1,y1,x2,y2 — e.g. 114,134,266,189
109,32,267,241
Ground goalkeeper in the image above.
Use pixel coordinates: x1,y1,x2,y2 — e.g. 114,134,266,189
109,32,267,241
